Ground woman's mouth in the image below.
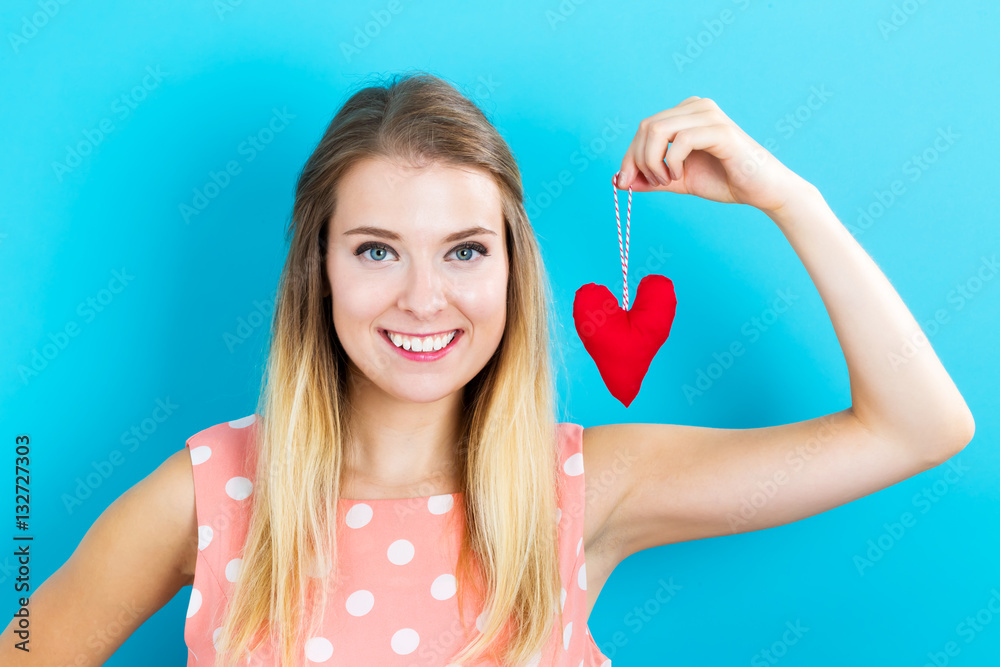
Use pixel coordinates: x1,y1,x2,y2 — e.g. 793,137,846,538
380,328,462,362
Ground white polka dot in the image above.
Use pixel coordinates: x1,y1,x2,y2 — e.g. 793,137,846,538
225,558,242,582
560,586,567,611
563,621,573,650
390,628,419,655
345,590,374,616
556,507,562,524
601,661,611,667
228,414,257,429
576,536,583,557
190,445,212,465
225,476,253,500
427,494,454,515
344,503,373,528
431,574,456,600
212,626,222,649
387,539,414,565
186,588,202,617
476,610,488,632
563,452,584,476
304,636,334,662
525,650,542,667
198,525,214,551
577,562,587,590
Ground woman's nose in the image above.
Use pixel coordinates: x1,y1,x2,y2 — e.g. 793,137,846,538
396,261,449,319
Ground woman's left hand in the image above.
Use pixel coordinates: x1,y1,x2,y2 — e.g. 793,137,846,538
616,96,813,216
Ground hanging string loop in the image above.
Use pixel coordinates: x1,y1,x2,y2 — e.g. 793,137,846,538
612,171,633,310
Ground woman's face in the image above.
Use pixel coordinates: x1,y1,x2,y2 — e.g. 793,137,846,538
325,157,509,403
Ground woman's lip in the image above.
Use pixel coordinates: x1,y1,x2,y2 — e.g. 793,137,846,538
380,327,462,337
381,328,462,360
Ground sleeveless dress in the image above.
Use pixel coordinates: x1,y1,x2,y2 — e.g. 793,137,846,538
182,414,612,666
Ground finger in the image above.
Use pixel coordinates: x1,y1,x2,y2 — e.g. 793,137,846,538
643,121,676,185
618,133,656,190
664,123,739,181
642,109,718,182
616,150,637,190
618,96,707,189
634,120,661,187
638,102,723,184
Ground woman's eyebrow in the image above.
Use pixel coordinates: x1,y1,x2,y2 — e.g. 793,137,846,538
342,225,498,243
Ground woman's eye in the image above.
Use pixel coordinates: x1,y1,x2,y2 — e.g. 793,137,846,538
451,242,489,261
353,241,489,263
354,241,396,262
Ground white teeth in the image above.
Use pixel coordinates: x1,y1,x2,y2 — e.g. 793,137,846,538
387,330,457,352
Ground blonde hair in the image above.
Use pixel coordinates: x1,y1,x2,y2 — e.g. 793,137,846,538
212,71,567,666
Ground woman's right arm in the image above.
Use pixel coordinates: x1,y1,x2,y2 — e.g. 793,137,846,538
0,447,199,665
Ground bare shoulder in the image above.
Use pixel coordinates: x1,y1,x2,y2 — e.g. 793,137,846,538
0,447,200,664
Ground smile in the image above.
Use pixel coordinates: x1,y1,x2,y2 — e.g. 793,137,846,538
380,328,462,362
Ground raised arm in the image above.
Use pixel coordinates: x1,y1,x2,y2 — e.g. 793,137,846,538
579,97,974,561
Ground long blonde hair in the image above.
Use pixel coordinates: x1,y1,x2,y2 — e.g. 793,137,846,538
211,71,567,666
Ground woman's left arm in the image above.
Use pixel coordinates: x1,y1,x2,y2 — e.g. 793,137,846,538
755,177,974,451
580,97,975,559
618,96,975,454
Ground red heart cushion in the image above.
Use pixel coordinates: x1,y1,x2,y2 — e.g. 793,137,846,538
573,274,677,407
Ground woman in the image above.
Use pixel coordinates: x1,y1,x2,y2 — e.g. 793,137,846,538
1,72,974,666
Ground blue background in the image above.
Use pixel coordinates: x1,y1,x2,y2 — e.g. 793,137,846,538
2,1,998,665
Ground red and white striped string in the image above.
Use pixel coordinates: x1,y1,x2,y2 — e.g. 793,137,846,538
613,171,633,310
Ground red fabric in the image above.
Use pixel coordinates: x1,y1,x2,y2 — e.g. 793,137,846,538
573,274,677,407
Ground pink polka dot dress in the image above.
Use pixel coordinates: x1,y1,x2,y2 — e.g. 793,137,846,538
183,414,612,666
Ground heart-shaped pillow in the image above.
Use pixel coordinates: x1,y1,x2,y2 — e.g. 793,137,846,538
573,274,677,407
